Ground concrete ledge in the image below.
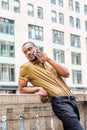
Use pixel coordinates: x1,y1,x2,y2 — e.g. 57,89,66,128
0,93,86,104
0,94,86,130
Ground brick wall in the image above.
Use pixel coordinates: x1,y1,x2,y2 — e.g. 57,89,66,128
0,94,86,130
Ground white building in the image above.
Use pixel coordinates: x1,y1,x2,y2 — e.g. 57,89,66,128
0,0,87,91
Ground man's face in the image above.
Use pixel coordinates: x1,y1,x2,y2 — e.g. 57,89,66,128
22,43,37,61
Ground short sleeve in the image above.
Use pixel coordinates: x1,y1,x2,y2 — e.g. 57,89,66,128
19,65,30,81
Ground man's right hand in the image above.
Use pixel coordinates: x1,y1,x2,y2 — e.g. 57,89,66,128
39,87,49,103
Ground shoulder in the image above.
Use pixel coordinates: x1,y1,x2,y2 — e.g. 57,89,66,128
20,62,32,68
20,62,33,72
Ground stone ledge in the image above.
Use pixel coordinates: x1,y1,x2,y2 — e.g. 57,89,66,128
0,93,86,130
0,93,86,104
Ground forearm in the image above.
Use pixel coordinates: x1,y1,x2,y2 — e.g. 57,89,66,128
19,86,41,94
47,58,70,78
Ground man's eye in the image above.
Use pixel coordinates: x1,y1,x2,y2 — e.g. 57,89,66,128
28,47,32,51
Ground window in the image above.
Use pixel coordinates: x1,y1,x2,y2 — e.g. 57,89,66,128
76,18,80,29
1,0,9,10
13,0,20,13
0,40,15,57
59,13,64,25
52,30,64,44
37,7,43,19
84,5,87,15
86,38,87,50
28,24,43,41
71,52,81,65
0,18,14,35
0,64,15,82
51,10,57,22
58,0,63,7
69,16,74,27
85,21,87,31
51,0,56,4
69,0,73,10
70,34,81,48
27,4,34,16
75,1,80,12
72,70,82,84
53,49,65,63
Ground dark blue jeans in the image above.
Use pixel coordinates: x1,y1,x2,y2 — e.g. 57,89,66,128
51,96,84,130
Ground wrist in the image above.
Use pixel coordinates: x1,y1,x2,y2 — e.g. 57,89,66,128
46,57,51,62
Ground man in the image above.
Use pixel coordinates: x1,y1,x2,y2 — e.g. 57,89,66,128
18,41,84,130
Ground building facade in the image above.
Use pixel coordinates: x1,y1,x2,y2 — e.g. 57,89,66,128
0,0,87,90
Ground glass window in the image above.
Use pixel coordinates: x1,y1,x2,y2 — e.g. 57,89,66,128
70,34,81,48
51,10,57,22
27,4,34,16
59,13,64,25
51,0,56,4
0,40,15,57
37,7,43,19
86,38,87,50
0,64,15,82
28,24,43,41
69,0,73,10
53,49,65,63
58,0,63,7
52,30,64,45
84,5,87,15
0,17,14,35
85,21,87,31
1,0,9,10
75,1,80,12
13,0,20,13
69,16,74,27
76,18,80,29
72,70,82,84
71,52,81,65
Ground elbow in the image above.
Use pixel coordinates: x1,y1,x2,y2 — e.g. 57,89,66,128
18,86,24,93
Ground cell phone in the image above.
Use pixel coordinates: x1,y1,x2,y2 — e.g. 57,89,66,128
34,51,40,58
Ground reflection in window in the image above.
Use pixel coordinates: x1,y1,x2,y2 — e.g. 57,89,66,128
13,0,20,13
0,40,15,57
75,1,80,12
69,16,74,27
59,13,64,25
72,70,82,84
53,49,65,63
86,38,87,50
37,7,43,19
0,17,14,35
71,52,81,65
84,5,87,15
27,4,34,16
85,21,87,31
28,24,43,41
51,10,57,22
0,64,15,82
70,34,80,48
51,0,56,4
76,18,80,29
69,0,73,10
52,30,64,44
58,0,63,7
1,0,9,10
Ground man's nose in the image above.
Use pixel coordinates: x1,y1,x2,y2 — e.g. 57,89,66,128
27,50,31,55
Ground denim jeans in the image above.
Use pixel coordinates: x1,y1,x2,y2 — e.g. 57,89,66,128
51,96,84,130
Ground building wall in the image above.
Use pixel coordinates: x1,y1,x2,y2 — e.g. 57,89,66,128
0,0,87,89
0,93,86,130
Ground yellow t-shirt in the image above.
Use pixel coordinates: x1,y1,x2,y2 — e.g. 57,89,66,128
19,61,72,96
